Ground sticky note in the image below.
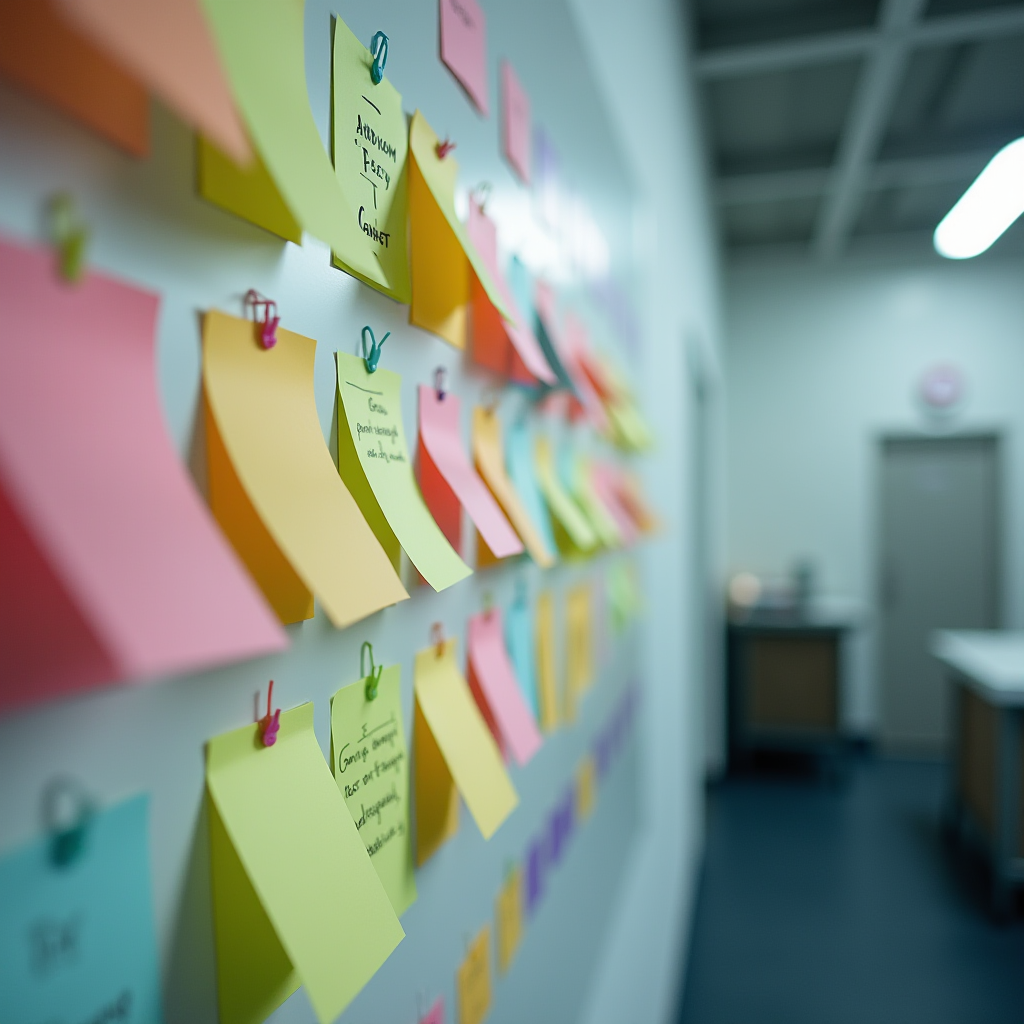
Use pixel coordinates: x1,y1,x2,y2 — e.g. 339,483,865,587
572,459,622,548
535,591,560,732
413,696,460,866
560,314,610,432
535,438,598,554
505,591,539,719
336,353,472,592
199,0,388,287
415,639,518,841
421,995,446,1024
332,15,411,302
203,311,408,627
439,0,488,115
207,703,404,1024
591,464,640,545
576,755,596,821
547,787,576,867
532,281,577,394
495,868,523,975
566,584,594,719
457,925,492,1024
506,420,559,558
468,609,542,766
331,667,417,917
0,0,148,156
0,239,286,716
500,61,530,183
55,0,250,163
409,110,511,349
0,795,161,1024
418,385,524,560
466,201,556,386
472,406,555,569
524,836,546,917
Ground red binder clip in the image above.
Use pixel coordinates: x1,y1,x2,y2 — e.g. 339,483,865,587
436,138,457,159
259,679,281,747
245,289,280,349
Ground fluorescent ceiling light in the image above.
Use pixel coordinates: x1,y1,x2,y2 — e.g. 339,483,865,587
933,138,1024,259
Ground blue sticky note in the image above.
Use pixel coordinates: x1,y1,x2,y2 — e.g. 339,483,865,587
0,793,163,1024
506,595,539,719
505,419,558,558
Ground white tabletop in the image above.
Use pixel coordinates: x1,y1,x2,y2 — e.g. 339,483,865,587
931,630,1024,707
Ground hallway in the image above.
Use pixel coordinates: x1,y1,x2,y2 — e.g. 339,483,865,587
679,758,1024,1024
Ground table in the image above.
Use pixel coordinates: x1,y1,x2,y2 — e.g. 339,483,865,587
932,630,1024,917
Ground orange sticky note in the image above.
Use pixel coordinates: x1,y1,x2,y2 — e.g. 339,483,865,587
0,0,148,156
576,755,596,821
457,926,492,1024
471,406,555,569
535,590,560,732
414,697,460,866
54,0,250,163
495,868,522,975
203,311,408,628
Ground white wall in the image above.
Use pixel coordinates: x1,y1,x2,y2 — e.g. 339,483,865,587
726,253,1024,732
572,0,726,1021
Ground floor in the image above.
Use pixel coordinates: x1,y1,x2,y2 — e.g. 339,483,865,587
678,756,1024,1024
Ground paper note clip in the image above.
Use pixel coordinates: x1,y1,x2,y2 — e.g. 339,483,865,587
47,193,90,284
361,640,383,701
245,289,280,349
259,679,281,746
436,137,457,159
370,30,389,85
434,366,447,401
43,777,94,868
430,621,445,658
361,324,390,373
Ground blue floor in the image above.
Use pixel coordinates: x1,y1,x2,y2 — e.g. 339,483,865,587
679,756,1024,1024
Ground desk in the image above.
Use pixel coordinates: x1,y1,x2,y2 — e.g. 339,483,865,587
727,607,856,773
932,630,1024,917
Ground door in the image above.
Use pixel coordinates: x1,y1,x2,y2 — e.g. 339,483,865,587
879,435,1000,751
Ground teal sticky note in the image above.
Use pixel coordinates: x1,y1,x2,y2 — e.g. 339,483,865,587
0,793,163,1024
506,419,558,558
506,594,539,719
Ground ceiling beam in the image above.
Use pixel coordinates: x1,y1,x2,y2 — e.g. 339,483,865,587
812,0,929,258
716,149,997,206
695,6,1024,80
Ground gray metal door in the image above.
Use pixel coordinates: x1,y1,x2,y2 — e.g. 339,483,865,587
879,435,1000,751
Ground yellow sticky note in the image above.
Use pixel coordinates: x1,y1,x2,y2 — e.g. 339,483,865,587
207,704,404,1024
336,352,472,592
573,459,622,549
408,110,512,348
203,311,408,628
535,438,598,554
535,590,559,732
331,666,417,917
458,925,492,1024
414,696,460,866
576,755,596,821
331,16,411,302
495,868,523,975
567,583,594,717
198,0,387,288
472,406,555,569
414,639,518,840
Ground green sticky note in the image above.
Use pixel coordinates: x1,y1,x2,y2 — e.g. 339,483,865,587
331,666,417,917
207,703,404,1024
534,437,598,553
335,351,472,592
199,0,387,287
331,16,411,302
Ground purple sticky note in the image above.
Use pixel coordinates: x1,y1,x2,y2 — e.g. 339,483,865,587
500,60,530,183
525,836,546,916
439,0,488,115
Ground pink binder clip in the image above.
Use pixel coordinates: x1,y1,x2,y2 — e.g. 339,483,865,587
259,679,281,747
436,138,457,159
245,289,280,349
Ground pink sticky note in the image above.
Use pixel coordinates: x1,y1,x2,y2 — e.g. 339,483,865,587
562,314,610,432
466,201,557,386
0,237,286,715
501,60,530,183
418,385,524,559
439,0,488,115
592,465,639,545
468,608,542,766
420,996,445,1024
